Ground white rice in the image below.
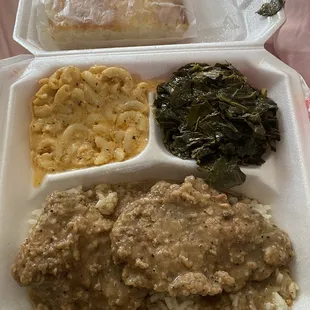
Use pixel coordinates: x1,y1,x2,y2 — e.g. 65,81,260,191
273,292,289,310
28,208,44,232
146,295,200,310
248,200,272,221
229,196,272,221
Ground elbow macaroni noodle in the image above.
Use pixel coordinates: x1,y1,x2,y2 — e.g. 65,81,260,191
30,65,150,186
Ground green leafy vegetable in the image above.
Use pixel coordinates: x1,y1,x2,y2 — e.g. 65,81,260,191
256,0,285,17
154,63,280,190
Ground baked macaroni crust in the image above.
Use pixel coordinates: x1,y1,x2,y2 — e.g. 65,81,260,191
30,65,149,186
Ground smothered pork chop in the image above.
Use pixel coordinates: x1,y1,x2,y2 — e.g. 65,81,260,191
11,184,150,310
11,177,296,309
111,176,294,296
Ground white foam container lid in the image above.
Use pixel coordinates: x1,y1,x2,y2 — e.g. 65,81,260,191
14,0,285,56
1,1,310,309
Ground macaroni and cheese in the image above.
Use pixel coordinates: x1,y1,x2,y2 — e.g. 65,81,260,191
30,65,149,186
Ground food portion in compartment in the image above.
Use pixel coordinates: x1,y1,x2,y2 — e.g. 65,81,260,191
30,65,150,186
154,63,281,190
12,177,297,309
11,184,150,310
111,176,294,297
39,0,193,49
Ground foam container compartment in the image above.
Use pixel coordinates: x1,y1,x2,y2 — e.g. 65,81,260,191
1,47,310,309
13,0,285,56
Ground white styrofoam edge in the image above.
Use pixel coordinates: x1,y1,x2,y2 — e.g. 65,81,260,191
0,55,34,180
255,9,285,45
269,55,310,205
0,55,33,69
13,0,285,57
13,0,30,53
246,51,310,208
299,74,310,99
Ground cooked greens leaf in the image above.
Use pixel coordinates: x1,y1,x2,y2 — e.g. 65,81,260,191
256,0,285,17
154,63,281,190
198,158,246,191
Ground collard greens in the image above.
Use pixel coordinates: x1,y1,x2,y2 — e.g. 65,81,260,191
256,0,285,17
154,63,280,190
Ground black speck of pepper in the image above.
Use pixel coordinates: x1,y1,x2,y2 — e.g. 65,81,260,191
133,136,136,140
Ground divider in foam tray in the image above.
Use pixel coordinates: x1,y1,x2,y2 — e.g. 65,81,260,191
1,48,310,309
13,0,285,56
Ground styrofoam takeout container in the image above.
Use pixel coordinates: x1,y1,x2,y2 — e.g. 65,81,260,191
1,1,310,309
1,48,310,310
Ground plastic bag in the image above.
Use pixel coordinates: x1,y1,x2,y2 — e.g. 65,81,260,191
36,0,197,50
